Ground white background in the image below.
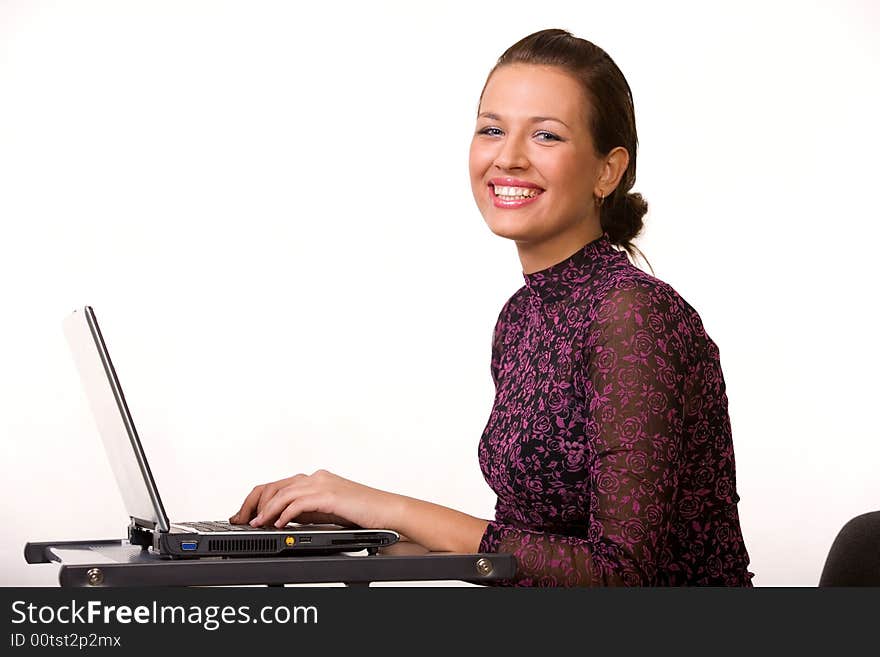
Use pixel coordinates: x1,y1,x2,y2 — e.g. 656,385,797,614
1,0,878,587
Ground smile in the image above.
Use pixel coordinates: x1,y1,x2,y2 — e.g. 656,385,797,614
490,184,544,208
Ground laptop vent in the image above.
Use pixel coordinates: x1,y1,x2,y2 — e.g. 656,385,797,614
207,537,278,553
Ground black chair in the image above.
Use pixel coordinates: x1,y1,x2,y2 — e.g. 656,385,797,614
818,511,880,586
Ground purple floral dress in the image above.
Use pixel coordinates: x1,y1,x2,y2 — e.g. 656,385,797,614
477,235,753,586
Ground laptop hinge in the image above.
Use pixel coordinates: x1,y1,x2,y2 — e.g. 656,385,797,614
128,519,156,550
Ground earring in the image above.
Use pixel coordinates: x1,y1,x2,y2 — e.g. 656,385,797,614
595,192,605,207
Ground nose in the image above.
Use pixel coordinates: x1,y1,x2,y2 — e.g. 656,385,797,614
493,134,529,171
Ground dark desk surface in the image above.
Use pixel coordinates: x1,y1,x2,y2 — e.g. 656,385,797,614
24,538,517,587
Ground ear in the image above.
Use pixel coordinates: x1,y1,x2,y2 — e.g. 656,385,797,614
595,147,630,197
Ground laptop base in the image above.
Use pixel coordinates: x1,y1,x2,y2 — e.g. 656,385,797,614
128,519,394,559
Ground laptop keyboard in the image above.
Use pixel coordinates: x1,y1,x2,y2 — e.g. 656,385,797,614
178,521,260,532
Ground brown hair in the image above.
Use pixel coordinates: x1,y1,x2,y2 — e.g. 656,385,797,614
480,28,651,271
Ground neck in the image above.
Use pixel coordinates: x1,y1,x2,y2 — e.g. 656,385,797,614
515,224,605,274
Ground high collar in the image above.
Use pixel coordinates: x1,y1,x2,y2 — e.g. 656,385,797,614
523,234,625,305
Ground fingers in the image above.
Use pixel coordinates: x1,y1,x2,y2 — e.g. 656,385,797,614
275,494,329,528
252,481,325,527
258,474,309,514
230,484,266,524
233,472,346,528
256,483,280,516
248,481,299,527
230,475,306,524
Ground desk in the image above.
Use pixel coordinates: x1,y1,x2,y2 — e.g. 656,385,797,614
24,538,517,587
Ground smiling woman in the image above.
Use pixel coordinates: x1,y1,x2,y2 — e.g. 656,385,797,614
470,64,622,274
231,28,754,587
467,29,752,586
470,31,648,275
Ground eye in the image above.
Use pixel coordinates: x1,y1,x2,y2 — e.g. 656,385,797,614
535,131,561,142
477,126,503,137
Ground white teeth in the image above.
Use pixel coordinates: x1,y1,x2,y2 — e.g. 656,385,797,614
494,185,541,198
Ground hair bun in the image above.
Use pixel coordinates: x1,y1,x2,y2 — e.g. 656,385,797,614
602,192,647,245
601,192,652,272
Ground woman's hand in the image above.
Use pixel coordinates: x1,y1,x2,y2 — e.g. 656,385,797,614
228,470,392,530
228,469,490,552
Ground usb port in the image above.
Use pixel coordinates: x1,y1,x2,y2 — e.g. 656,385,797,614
299,536,312,544
180,541,198,551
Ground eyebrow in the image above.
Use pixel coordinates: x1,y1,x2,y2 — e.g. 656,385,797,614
477,112,570,130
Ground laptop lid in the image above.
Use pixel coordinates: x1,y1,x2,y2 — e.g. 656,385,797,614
63,306,171,533
62,306,401,558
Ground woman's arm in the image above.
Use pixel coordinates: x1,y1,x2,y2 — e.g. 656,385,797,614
229,470,490,553
384,492,491,553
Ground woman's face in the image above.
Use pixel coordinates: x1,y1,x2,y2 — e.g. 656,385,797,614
469,64,606,252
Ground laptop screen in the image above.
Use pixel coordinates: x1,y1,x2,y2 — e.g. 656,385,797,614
63,306,170,532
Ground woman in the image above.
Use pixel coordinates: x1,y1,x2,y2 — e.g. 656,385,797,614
230,28,753,586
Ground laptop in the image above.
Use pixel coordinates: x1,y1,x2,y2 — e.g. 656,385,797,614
63,305,399,559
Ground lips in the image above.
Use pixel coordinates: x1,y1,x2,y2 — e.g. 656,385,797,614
489,177,544,190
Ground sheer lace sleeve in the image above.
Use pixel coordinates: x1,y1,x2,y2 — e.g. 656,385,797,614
479,282,695,586
489,294,518,388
